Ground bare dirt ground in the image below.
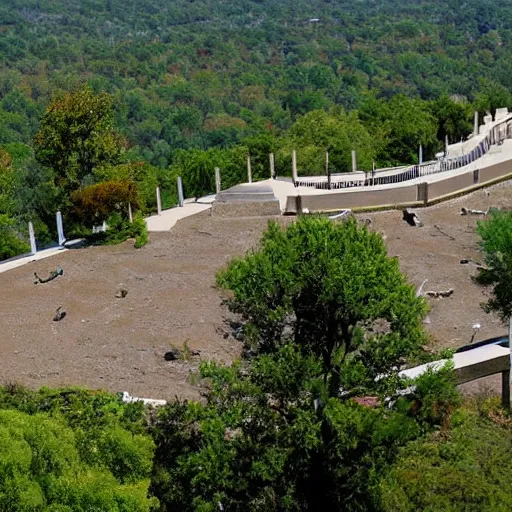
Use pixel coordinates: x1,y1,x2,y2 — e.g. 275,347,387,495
1,182,511,399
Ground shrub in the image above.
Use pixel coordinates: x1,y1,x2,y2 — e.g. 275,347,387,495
71,179,139,228
475,210,512,321
0,404,157,511
82,211,148,248
378,408,512,512
94,161,159,213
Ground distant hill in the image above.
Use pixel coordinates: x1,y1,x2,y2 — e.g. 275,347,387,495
0,0,511,164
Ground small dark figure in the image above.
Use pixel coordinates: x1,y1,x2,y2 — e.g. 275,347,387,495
164,348,181,361
402,208,422,227
53,306,66,322
34,266,64,284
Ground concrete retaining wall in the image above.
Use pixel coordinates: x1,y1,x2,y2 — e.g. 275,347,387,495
212,199,281,218
286,159,512,213
480,160,512,182
428,172,475,201
305,185,418,212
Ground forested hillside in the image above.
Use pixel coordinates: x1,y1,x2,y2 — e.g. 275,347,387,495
1,0,512,255
0,0,511,161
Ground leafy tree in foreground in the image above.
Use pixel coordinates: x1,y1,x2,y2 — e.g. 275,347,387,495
34,86,123,194
148,216,459,511
150,347,459,511
475,210,512,321
217,216,428,396
0,392,157,511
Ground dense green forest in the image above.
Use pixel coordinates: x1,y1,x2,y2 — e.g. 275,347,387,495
2,0,512,255
0,0,511,163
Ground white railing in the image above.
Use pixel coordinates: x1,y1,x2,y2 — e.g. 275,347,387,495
294,115,512,190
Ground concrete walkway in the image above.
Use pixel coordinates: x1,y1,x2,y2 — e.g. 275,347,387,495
145,203,212,232
0,203,212,275
400,343,510,382
0,246,68,274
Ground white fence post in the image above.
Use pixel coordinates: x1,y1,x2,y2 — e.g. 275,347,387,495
326,151,331,189
56,211,65,246
351,150,357,172
419,144,423,165
292,149,298,183
128,202,133,223
269,153,275,179
177,177,184,207
247,155,252,184
28,221,37,255
215,167,221,194
156,186,162,215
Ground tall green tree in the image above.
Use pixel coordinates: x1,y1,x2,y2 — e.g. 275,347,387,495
475,210,512,321
282,109,375,174
359,95,439,166
217,216,428,395
34,87,123,194
430,95,472,145
151,215,458,512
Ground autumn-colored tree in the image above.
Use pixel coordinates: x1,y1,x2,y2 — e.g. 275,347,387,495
71,179,138,226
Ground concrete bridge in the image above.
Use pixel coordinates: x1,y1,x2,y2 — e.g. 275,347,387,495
142,107,512,227
211,108,512,216
400,332,512,408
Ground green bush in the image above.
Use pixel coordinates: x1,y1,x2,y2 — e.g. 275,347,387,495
0,214,30,260
81,211,148,248
475,210,512,321
94,162,159,213
132,214,149,248
70,179,139,228
0,408,157,511
378,408,512,512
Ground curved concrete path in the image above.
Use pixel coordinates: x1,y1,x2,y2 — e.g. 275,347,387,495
0,246,68,274
145,203,212,232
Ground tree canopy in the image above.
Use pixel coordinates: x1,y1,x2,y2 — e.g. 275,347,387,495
2,0,511,259
34,87,123,194
475,210,512,321
217,216,428,395
0,387,157,511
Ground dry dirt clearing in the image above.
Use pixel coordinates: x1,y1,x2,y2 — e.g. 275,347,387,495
1,182,511,399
